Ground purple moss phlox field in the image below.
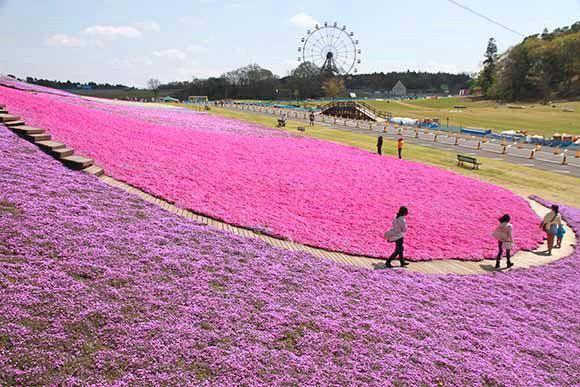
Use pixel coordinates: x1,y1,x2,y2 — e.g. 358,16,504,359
1,125,579,385
0,82,543,260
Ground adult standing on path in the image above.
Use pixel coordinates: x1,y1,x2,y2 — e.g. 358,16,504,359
377,136,383,155
384,206,409,268
309,111,315,126
540,205,562,255
397,138,404,159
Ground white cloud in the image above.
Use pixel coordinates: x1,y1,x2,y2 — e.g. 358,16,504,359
45,34,85,47
82,25,143,40
425,60,464,74
289,12,319,29
134,21,161,32
153,48,187,60
111,56,153,68
186,43,206,52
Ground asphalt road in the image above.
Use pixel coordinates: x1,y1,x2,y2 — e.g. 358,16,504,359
221,104,580,178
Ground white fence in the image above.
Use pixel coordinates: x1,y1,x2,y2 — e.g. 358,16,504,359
386,127,401,136
567,156,580,168
534,151,566,164
458,138,480,149
506,146,534,159
401,129,418,138
419,132,437,141
437,135,458,145
480,142,506,154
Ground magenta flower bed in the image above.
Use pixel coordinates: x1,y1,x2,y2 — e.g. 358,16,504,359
1,125,579,385
0,83,543,260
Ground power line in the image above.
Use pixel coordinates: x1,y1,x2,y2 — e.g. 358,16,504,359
446,0,526,37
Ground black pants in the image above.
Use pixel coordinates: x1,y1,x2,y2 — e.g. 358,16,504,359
387,238,405,264
377,146,382,155
398,148,402,159
495,240,511,265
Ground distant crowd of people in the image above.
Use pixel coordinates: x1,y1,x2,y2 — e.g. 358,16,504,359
383,204,566,269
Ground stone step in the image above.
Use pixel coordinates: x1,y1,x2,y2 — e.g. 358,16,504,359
52,147,74,158
36,140,66,151
82,165,104,177
0,109,7,114
4,120,26,127
10,125,44,135
61,155,94,169
0,104,5,109
26,132,51,142
0,113,20,123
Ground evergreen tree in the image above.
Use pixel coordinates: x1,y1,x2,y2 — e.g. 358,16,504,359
480,38,498,96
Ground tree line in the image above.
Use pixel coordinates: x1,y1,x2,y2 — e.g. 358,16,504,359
163,64,470,101
475,21,580,103
24,77,130,90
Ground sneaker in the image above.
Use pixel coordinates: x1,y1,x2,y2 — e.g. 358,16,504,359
400,262,409,267
385,262,393,268
495,264,500,269
507,262,514,268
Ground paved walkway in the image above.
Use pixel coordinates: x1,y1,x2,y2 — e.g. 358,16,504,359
220,104,580,177
98,175,576,275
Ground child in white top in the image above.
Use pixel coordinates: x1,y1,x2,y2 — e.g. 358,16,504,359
492,214,514,269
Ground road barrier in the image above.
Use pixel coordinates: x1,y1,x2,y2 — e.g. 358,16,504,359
506,146,534,159
480,142,506,154
458,138,481,149
534,151,566,165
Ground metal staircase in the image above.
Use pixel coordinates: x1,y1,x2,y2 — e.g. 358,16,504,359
319,101,390,122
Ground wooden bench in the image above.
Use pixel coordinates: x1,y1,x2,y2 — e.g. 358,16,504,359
457,154,481,169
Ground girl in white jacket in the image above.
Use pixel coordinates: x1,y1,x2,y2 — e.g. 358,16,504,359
492,214,514,269
385,206,409,268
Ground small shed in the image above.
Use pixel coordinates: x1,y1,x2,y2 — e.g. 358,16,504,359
391,80,407,96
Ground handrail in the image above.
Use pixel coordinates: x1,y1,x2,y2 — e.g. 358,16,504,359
319,101,391,120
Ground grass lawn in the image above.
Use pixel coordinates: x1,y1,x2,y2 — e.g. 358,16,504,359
173,104,580,208
275,97,580,137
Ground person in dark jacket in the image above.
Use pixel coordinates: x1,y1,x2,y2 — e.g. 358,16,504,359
377,136,383,155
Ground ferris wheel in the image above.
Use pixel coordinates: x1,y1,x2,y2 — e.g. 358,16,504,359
298,22,360,76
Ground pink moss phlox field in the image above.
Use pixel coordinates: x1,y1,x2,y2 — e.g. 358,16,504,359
1,125,579,385
0,82,543,260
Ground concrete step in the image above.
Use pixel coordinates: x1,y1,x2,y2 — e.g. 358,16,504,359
36,140,66,151
61,155,94,169
0,109,7,114
52,147,74,158
0,104,5,109
4,120,26,127
10,125,44,135
82,165,104,177
26,132,51,142
0,113,21,123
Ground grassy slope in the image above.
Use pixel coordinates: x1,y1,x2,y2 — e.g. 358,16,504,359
367,98,580,137
175,104,580,207
279,97,580,137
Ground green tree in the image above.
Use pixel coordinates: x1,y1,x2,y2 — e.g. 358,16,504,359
321,78,345,99
480,38,498,96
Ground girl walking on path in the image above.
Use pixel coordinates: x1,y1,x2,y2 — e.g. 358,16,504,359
384,206,409,268
556,224,566,249
493,214,514,269
540,205,562,255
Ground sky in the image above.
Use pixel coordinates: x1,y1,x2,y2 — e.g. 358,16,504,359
0,0,578,87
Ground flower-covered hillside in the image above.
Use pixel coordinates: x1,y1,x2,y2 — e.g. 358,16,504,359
0,83,543,260
1,125,579,385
